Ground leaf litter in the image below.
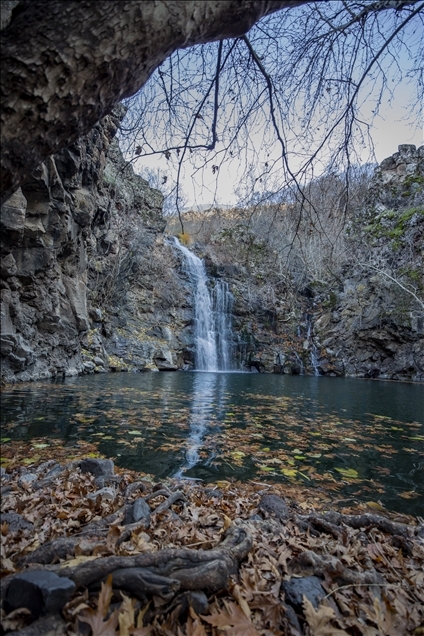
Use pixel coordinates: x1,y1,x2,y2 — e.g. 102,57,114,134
1,438,423,635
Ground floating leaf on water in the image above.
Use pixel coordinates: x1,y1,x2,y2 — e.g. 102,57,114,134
310,432,321,436
33,443,49,449
343,438,357,442
399,491,419,499
261,447,271,452
0,438,11,443
294,455,306,460
230,451,245,458
281,468,297,478
0,457,10,465
297,471,311,480
128,431,143,436
366,501,386,511
335,467,359,478
409,436,424,441
259,466,274,472
102,436,114,440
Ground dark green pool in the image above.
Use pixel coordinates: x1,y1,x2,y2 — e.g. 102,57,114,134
1,373,423,515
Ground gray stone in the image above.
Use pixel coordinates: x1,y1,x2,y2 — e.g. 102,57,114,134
87,486,116,502
94,476,105,489
18,473,38,488
132,498,151,523
282,576,326,610
90,307,103,321
35,460,58,475
2,512,34,532
259,494,288,519
182,590,209,615
79,458,114,477
5,570,75,618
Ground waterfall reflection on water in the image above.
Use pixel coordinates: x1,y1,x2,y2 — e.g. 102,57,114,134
174,372,228,478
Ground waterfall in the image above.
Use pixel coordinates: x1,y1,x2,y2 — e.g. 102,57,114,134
306,315,320,376
171,237,233,371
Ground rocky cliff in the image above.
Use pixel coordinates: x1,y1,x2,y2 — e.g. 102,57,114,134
313,144,424,382
0,109,196,384
196,145,424,381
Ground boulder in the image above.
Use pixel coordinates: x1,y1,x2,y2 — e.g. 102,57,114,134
282,576,326,611
258,494,288,520
78,458,114,477
5,570,75,618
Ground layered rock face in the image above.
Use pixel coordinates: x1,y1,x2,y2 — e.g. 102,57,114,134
0,110,194,384
313,144,424,382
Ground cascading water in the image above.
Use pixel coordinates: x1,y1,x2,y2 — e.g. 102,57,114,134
211,279,233,371
306,315,320,376
170,237,233,371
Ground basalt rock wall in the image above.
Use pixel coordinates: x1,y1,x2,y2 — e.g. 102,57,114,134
0,109,195,384
312,144,424,382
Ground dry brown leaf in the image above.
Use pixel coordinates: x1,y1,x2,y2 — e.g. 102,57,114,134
202,601,261,635
302,597,349,636
78,574,119,636
118,594,135,635
129,627,153,636
60,554,100,568
231,583,251,619
181,608,207,636
0,607,31,632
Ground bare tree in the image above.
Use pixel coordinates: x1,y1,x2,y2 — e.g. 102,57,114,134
121,1,423,228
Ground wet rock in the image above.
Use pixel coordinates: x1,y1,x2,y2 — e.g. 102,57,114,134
79,458,114,477
259,494,288,519
2,512,34,532
282,576,326,610
5,570,75,618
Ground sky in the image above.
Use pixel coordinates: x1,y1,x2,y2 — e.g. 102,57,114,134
124,3,423,211
133,94,422,210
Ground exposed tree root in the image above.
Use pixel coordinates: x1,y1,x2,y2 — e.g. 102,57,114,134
288,550,384,586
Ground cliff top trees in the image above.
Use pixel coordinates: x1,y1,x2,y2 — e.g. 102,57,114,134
1,1,422,208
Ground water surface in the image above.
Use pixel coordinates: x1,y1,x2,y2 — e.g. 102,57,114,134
1,373,423,514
